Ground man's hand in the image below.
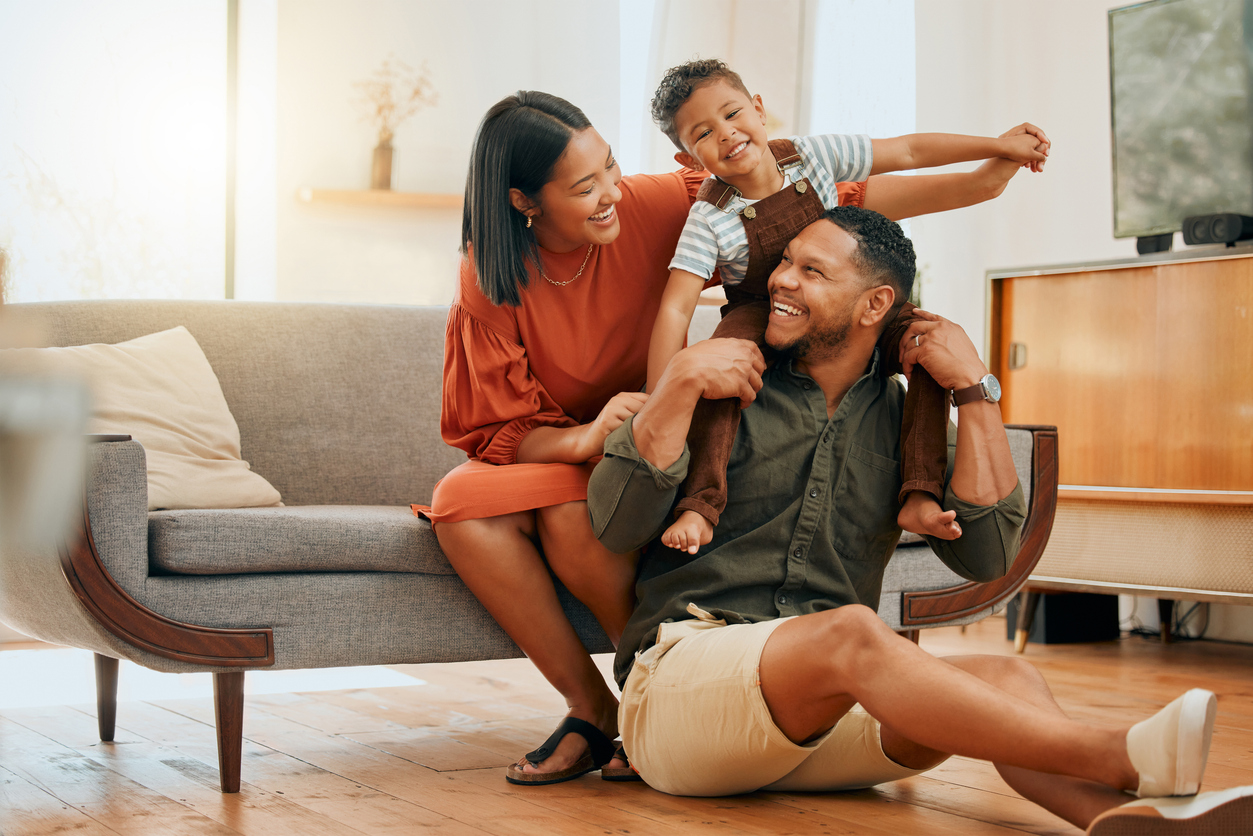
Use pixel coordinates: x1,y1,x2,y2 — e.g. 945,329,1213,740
632,338,766,471
897,310,988,391
667,338,767,408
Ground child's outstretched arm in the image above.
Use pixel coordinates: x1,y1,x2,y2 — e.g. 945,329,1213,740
870,124,1048,175
864,157,1020,221
647,268,707,392
862,123,1050,220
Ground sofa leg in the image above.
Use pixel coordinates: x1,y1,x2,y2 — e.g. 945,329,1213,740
896,629,920,644
213,671,245,793
93,654,119,742
1014,590,1042,653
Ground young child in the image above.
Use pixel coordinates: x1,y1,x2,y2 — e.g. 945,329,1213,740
647,58,1049,554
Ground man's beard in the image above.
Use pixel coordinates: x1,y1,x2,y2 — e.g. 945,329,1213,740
769,301,855,363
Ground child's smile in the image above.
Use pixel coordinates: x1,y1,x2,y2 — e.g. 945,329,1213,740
671,80,782,197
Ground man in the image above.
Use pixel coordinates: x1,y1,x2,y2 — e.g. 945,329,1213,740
588,206,1251,834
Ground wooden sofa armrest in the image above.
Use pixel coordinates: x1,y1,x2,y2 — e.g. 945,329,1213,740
60,435,273,667
898,425,1058,627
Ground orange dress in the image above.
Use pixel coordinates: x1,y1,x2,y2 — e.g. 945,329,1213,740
413,168,709,523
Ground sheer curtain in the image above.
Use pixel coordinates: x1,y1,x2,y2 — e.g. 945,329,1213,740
0,0,228,302
633,0,914,175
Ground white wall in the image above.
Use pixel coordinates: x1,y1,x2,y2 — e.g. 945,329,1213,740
913,0,1252,644
274,0,620,306
912,0,1139,347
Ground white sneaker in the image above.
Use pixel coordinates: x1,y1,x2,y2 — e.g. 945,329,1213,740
1087,785,1253,835
1126,689,1217,797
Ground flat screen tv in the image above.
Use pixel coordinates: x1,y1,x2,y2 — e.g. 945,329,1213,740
1109,0,1253,239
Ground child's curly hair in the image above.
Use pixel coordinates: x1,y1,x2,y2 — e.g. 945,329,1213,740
650,58,752,152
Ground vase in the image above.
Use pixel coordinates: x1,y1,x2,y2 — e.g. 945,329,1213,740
371,142,393,190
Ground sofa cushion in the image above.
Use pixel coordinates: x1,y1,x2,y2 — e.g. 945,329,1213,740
149,505,453,576
1,325,282,511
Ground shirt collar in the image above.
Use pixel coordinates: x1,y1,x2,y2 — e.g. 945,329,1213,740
777,346,884,384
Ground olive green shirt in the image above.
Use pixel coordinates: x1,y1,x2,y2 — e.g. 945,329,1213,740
589,355,1027,688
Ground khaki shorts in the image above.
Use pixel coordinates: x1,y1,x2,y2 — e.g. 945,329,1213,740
619,609,929,796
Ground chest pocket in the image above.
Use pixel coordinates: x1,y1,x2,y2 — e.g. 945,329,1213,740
833,443,903,564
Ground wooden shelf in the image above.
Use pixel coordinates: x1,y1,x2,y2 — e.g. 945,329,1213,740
297,188,461,210
1057,486,1253,506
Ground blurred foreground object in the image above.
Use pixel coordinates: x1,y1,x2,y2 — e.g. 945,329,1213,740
0,375,88,559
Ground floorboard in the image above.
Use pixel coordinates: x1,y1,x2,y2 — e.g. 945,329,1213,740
2,617,1251,835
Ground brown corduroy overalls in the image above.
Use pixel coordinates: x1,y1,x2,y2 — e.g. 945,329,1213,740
675,138,949,528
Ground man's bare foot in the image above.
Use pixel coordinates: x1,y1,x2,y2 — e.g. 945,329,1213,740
661,509,714,554
898,491,961,540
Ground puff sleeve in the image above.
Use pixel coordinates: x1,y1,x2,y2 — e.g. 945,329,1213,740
440,260,579,466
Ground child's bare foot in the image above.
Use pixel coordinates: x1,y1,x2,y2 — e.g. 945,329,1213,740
898,491,961,540
662,510,714,554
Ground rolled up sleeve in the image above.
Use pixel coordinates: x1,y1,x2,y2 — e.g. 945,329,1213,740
925,480,1027,583
588,416,690,554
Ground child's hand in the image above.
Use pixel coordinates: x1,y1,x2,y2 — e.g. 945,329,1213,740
1000,122,1050,172
999,132,1049,170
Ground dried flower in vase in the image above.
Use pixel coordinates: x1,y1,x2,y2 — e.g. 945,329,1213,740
353,56,437,189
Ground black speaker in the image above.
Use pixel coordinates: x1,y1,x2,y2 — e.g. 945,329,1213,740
1006,592,1120,645
1182,213,1253,245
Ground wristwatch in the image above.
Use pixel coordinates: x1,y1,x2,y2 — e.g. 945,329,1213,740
951,373,1002,407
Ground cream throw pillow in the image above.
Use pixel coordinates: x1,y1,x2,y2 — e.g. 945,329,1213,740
2,326,282,510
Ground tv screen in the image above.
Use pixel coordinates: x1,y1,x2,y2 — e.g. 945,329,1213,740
1110,0,1253,238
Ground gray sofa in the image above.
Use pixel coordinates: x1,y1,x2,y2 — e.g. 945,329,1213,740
0,300,1057,792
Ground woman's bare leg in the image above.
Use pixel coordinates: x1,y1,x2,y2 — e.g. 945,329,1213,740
536,500,637,646
758,605,1139,794
534,500,638,771
435,511,619,776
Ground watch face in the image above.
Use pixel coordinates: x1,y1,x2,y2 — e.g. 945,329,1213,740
983,374,1002,402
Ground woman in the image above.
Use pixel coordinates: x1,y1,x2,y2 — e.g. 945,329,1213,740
419,90,1035,785
418,91,707,785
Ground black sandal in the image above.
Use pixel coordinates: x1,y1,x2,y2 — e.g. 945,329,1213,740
504,717,616,785
601,744,642,782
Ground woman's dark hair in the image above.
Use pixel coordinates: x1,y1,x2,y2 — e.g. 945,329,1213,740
461,91,591,306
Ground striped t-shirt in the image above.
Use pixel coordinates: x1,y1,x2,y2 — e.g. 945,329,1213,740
669,133,873,286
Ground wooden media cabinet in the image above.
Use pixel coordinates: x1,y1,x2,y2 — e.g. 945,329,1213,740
986,247,1253,647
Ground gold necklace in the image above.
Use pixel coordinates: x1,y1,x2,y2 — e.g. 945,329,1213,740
540,244,595,287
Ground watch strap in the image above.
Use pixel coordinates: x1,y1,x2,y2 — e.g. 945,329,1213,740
951,380,987,406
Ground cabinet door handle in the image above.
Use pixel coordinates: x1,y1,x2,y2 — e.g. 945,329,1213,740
1009,342,1028,370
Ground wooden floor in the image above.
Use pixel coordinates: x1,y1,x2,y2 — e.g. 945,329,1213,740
2,618,1251,835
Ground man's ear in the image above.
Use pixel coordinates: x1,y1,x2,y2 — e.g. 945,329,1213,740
859,285,897,327
508,188,537,217
674,151,703,172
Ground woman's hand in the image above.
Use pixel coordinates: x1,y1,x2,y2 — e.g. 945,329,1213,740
579,391,649,460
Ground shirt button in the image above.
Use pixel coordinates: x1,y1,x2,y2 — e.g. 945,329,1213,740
793,548,802,557
803,382,812,390
778,594,787,605
809,488,819,498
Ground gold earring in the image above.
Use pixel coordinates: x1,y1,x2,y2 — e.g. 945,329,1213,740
526,215,532,229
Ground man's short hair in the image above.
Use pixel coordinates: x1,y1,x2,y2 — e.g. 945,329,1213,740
651,58,752,152
820,206,916,317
